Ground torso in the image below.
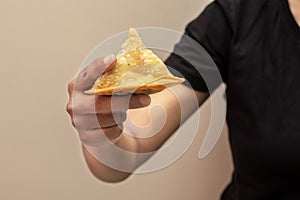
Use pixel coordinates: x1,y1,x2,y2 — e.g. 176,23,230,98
224,0,300,198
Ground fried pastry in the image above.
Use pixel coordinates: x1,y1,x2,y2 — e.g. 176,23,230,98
85,27,184,95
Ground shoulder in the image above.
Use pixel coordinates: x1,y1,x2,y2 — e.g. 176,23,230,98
215,0,269,14
215,0,270,32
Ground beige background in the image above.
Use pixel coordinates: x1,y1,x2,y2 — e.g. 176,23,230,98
0,0,233,199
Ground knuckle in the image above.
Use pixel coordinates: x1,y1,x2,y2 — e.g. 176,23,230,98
66,103,73,115
66,102,86,125
80,68,90,81
67,80,75,94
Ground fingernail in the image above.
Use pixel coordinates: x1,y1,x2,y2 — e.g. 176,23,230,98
140,95,151,106
103,54,116,66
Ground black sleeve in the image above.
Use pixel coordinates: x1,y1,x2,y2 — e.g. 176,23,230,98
165,1,233,92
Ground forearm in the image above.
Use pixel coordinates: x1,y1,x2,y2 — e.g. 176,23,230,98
82,125,173,183
133,85,209,153
82,85,209,182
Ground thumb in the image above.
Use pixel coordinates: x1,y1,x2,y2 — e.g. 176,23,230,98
74,55,116,92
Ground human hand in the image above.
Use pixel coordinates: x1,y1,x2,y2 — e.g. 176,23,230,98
66,55,151,146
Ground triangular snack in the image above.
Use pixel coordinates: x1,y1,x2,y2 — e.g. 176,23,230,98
85,27,185,95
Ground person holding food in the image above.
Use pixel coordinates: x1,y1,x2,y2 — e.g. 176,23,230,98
66,0,300,199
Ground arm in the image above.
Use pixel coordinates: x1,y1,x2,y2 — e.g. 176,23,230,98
67,1,232,182
82,85,208,182
66,56,209,183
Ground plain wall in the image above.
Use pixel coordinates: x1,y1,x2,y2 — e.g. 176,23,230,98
0,0,233,199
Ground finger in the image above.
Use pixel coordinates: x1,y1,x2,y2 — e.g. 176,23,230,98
66,80,75,116
128,94,151,109
71,93,151,114
78,125,123,146
74,55,116,91
95,94,151,113
96,112,127,128
72,111,127,130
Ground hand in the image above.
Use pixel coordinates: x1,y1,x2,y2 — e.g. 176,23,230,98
66,55,151,146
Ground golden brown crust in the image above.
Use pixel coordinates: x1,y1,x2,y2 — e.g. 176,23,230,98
85,28,184,95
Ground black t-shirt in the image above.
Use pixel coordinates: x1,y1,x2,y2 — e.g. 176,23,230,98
165,0,300,199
